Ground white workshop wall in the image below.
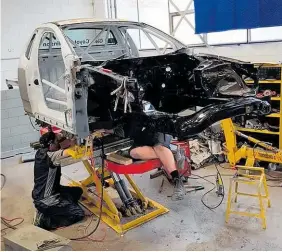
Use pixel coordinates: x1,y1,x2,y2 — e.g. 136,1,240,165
114,0,281,63
140,42,282,63
191,42,282,63
1,89,40,158
1,0,106,90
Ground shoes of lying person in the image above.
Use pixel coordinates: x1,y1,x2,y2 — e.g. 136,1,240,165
171,177,185,201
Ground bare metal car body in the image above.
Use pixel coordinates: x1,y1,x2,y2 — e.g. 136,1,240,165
18,19,270,140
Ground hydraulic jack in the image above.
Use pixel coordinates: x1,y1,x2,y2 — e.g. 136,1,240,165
63,134,169,234
111,172,142,216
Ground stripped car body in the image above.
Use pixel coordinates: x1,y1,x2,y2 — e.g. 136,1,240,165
18,19,271,140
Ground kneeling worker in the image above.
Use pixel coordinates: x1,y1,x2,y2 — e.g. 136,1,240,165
32,131,85,230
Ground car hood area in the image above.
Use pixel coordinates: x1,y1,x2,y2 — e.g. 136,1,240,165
80,51,270,139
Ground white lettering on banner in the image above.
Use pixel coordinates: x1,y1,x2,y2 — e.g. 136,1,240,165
42,41,61,47
39,28,111,50
72,38,104,46
74,39,90,45
40,38,105,50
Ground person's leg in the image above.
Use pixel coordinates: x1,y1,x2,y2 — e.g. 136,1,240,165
50,202,85,229
153,145,185,201
129,133,185,200
129,142,177,173
60,185,83,203
37,199,85,230
153,145,178,176
153,134,185,201
129,146,158,160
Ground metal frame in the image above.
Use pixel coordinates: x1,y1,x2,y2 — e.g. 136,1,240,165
168,0,207,47
39,31,68,110
63,22,182,60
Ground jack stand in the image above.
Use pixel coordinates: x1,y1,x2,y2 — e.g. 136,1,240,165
225,165,271,229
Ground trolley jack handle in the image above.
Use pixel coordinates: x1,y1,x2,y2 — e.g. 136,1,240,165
235,130,278,153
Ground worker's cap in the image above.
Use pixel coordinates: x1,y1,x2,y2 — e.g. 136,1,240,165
39,132,56,148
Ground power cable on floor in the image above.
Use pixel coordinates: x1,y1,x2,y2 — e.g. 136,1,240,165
191,169,225,210
266,172,282,180
199,133,225,210
69,137,105,241
266,173,282,187
189,174,233,179
180,132,225,210
1,216,25,242
267,184,282,188
1,174,6,190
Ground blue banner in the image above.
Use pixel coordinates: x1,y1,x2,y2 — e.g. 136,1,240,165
194,0,282,34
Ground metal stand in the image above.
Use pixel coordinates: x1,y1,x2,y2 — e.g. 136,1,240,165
225,165,271,229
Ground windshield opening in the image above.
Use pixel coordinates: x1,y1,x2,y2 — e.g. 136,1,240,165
62,22,186,62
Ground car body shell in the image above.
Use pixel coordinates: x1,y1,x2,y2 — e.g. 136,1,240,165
18,19,270,139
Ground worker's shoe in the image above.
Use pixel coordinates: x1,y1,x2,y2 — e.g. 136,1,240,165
33,210,44,227
33,211,54,230
171,177,185,201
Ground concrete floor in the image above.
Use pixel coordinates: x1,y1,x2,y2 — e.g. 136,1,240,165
1,156,282,251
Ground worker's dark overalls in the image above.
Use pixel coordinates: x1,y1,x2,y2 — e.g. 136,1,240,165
32,148,84,230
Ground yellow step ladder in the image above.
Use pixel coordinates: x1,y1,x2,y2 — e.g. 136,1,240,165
225,165,271,229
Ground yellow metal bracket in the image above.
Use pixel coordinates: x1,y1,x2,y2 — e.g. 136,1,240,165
221,118,282,167
220,118,278,229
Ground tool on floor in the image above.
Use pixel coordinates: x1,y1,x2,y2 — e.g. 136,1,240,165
185,185,204,193
21,152,36,163
159,178,165,193
216,173,224,196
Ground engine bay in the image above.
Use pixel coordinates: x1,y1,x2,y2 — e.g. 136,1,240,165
76,51,270,139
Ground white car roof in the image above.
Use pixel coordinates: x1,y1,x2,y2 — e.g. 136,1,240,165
51,18,139,26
